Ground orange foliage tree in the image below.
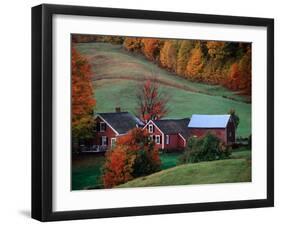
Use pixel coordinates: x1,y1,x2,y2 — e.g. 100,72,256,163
227,63,240,90
72,47,96,140
102,128,161,188
141,38,161,61
159,40,178,71
227,47,252,94
123,37,142,52
206,41,226,60
136,79,169,122
185,47,204,79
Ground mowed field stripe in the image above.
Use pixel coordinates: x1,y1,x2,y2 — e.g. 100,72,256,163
93,75,250,103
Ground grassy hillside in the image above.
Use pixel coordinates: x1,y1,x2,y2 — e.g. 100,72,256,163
72,149,251,190
72,152,182,190
75,42,251,137
72,148,251,190
72,154,105,190
118,158,251,188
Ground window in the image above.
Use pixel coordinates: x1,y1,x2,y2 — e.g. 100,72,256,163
101,136,107,145
155,135,161,144
166,135,170,144
100,122,106,132
229,131,232,137
150,135,154,141
111,138,116,148
148,124,153,133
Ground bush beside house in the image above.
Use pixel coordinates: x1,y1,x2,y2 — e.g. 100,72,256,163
179,133,231,164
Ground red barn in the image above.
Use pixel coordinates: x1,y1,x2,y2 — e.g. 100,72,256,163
142,118,190,150
188,114,235,144
81,112,235,153
90,111,144,152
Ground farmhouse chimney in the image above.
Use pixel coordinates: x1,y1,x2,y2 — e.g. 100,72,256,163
115,107,121,112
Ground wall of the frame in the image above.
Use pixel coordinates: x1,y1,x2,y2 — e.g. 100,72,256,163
0,0,279,226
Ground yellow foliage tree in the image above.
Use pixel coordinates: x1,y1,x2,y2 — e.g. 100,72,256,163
206,41,226,60
123,37,142,52
185,47,204,79
159,41,177,71
176,40,193,75
141,38,160,61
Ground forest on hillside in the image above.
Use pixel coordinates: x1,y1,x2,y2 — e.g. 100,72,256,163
72,35,252,96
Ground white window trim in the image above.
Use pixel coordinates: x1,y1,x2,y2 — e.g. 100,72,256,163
155,135,161,144
142,120,165,149
150,135,154,141
178,133,186,147
96,115,119,135
148,124,153,133
101,136,107,145
111,138,116,148
166,135,170,144
100,122,106,132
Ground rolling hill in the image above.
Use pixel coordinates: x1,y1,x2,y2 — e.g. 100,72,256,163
118,158,251,188
75,42,251,137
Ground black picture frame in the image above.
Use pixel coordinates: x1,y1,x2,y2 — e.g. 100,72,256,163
32,3,274,222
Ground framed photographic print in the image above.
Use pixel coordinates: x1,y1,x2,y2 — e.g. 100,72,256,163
32,4,274,221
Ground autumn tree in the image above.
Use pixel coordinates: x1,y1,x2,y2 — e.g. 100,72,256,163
123,37,142,52
159,40,178,71
101,36,124,44
136,79,169,122
102,144,135,188
206,41,226,60
185,46,204,79
227,63,241,90
226,44,251,94
102,128,160,188
176,40,194,75
72,34,97,43
238,46,252,94
72,47,96,145
141,38,161,61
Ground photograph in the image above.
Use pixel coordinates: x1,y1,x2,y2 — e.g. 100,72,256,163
71,34,252,190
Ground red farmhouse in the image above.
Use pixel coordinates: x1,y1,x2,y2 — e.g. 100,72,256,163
188,114,235,144
92,110,144,152
142,118,190,150
87,112,235,152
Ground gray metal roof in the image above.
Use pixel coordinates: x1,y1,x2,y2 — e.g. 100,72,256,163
97,112,143,134
153,118,190,137
188,114,231,128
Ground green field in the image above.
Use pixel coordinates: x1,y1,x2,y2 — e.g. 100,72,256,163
72,149,251,190
160,153,182,170
231,148,252,159
119,158,251,188
72,152,182,190
72,154,105,190
75,42,251,137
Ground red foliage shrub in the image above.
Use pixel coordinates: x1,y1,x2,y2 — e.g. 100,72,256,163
102,128,161,188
